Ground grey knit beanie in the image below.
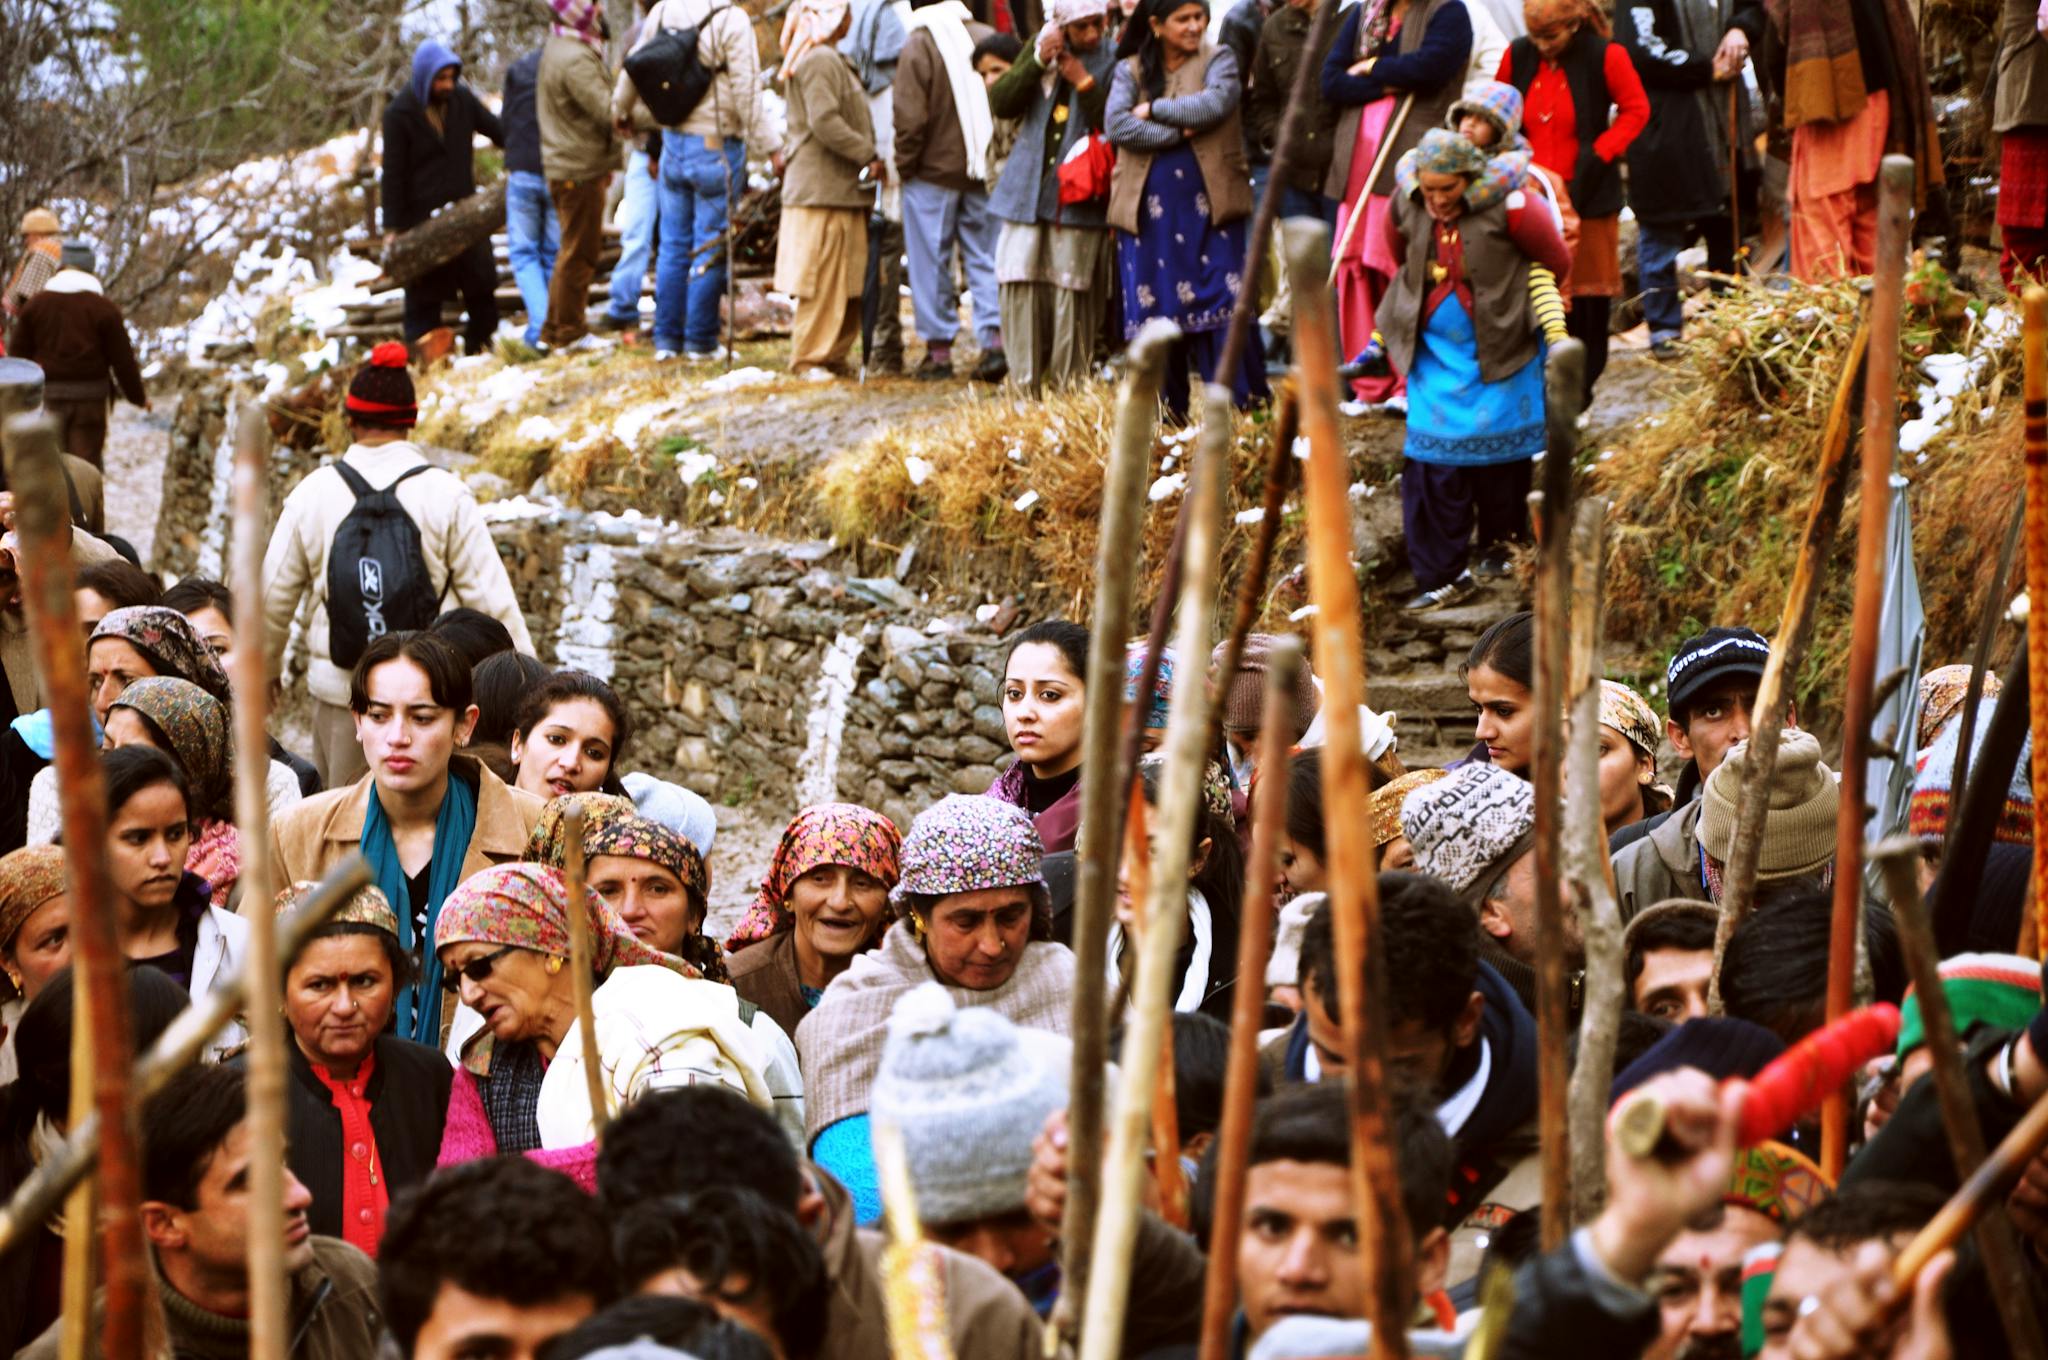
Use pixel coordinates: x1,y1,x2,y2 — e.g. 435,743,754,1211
872,983,1071,1226
1696,729,1838,879
1400,763,1536,897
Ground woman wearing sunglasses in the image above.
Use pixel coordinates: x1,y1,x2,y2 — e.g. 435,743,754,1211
432,863,787,1189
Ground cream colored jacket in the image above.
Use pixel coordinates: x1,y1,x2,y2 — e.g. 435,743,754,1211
612,0,780,154
261,441,533,707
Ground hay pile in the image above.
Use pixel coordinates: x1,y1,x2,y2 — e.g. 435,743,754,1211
1590,260,2020,712
815,383,1303,626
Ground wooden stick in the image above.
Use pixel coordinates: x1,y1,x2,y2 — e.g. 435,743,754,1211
1051,318,1174,1353
2,411,145,1360
1120,782,1189,1228
1203,379,1299,767
1823,155,1913,1180
1727,82,1742,273
1894,1088,2048,1291
1564,498,1621,1227
559,806,609,1139
873,1117,956,1360
1933,648,2032,957
1198,643,1299,1360
227,401,288,1360
1529,330,1586,1246
1945,500,2025,860
1329,95,1415,285
2025,285,2048,959
1872,838,2048,1359
1286,216,1413,1358
59,951,94,1360
1079,380,1228,1360
0,857,372,1254
1709,318,1869,1005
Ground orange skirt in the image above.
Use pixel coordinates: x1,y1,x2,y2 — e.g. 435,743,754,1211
1571,214,1622,299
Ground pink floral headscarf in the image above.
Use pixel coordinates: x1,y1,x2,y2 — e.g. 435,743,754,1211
435,863,700,980
725,803,902,951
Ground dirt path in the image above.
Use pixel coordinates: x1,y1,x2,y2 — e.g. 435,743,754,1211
103,400,171,565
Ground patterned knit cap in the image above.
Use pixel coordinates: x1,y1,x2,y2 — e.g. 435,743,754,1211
872,982,1072,1225
1213,634,1319,741
0,846,66,953
1368,768,1449,846
91,607,233,707
344,341,419,429
1599,679,1663,761
1447,80,1524,145
434,863,699,980
895,795,1046,902
1412,128,1487,180
1697,731,1838,880
1725,1140,1830,1225
726,803,902,950
1400,763,1535,898
1124,643,1178,733
1915,664,2000,754
1909,698,2033,847
275,878,400,939
1895,952,2042,1060
523,792,639,869
112,677,232,819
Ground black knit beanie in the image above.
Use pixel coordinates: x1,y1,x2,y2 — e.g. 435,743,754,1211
344,341,418,429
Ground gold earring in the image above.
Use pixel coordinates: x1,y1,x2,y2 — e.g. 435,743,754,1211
545,956,565,974
4,969,20,993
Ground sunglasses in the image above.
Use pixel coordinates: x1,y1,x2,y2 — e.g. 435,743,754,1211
440,943,520,993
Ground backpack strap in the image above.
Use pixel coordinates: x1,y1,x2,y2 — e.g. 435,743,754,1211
332,458,375,499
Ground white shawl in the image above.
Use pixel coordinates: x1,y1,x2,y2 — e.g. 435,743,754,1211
904,0,995,184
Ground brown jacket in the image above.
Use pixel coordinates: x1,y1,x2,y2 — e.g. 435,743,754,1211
1321,0,1461,203
539,34,621,181
893,22,995,191
269,755,544,891
728,928,812,1040
1997,0,2048,131
1106,44,1254,236
783,47,878,209
8,275,146,406
1379,189,1541,385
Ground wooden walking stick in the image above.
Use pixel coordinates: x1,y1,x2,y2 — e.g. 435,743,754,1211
1893,1089,2048,1293
560,805,611,1138
1117,782,1191,1228
2024,285,2048,959
873,1118,956,1360
228,401,289,1360
0,857,372,1254
1286,216,1413,1357
1932,648,2032,957
1079,382,1229,1360
1529,331,1587,1246
1726,83,1742,272
1944,500,2025,860
2,411,146,1360
1709,318,1870,1004
1051,318,1174,1352
1198,643,1298,1360
1329,95,1416,285
1203,380,1299,766
1822,155,1914,1179
1872,838,2048,1359
1703,319,1867,999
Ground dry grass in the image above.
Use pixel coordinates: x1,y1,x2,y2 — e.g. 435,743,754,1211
1590,259,2021,713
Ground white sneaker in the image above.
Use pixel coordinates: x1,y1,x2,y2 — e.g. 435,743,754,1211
654,349,680,361
1379,394,1408,417
1338,399,1370,418
562,333,608,353
685,346,736,363
801,366,839,383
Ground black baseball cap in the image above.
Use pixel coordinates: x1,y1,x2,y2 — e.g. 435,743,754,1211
1665,627,1771,714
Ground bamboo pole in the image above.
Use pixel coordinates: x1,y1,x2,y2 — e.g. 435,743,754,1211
1197,643,1298,1360
1529,330,1586,1246
1203,380,1299,767
1708,318,1868,1004
1120,784,1189,1227
1051,318,1174,1353
1286,216,1412,1358
1564,498,1621,1227
1893,1090,2048,1292
1823,155,1913,1180
1329,96,1415,284
1078,382,1229,1360
228,401,288,1360
2025,285,2048,959
1872,838,2048,1359
873,1117,956,1360
1945,501,2025,859
560,806,610,1138
2,411,145,1360
59,946,93,1360
0,856,372,1253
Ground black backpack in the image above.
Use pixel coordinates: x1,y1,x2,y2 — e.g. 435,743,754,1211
623,2,729,127
325,461,443,670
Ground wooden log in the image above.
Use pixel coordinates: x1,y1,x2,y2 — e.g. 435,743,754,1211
1823,155,1914,1180
1050,319,1175,1353
1285,216,1413,1359
371,186,507,292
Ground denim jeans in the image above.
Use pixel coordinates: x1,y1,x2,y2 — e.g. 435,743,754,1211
1279,185,1338,228
504,169,558,346
901,178,999,349
607,146,657,326
654,131,746,353
1637,221,1689,344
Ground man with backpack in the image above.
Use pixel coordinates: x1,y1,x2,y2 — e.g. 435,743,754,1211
260,343,534,788
614,0,779,362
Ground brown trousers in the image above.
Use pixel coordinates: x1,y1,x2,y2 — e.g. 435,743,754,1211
43,397,108,468
544,175,609,346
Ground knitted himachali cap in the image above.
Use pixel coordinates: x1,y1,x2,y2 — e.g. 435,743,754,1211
345,341,419,429
1695,731,1838,880
1895,952,2042,1060
1909,698,2033,847
1915,664,2000,753
1399,763,1535,897
1213,634,1319,741
872,983,1071,1225
1725,1140,1830,1225
275,878,401,940
894,794,1045,902
1368,768,1449,846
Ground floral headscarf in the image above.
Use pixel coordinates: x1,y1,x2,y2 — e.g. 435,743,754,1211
90,607,232,707
434,863,700,981
1916,664,2001,753
0,845,66,953
726,803,903,951
1124,643,1178,733
895,795,1052,939
112,677,233,818
1598,679,1663,761
585,815,728,983
1136,751,1233,821
523,793,638,869
275,878,401,940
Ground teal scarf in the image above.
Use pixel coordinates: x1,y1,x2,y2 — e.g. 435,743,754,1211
362,768,479,1044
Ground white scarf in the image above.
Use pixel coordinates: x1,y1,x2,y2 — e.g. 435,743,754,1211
904,1,995,184
1107,887,1214,1014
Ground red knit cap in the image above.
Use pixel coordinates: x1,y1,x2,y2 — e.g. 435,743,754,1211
344,341,418,429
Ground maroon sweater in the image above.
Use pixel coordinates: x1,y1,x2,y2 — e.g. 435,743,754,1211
8,284,146,405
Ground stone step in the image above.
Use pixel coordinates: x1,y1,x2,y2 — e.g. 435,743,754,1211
1367,671,1477,719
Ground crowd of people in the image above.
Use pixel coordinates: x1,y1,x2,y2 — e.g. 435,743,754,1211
0,316,2034,1358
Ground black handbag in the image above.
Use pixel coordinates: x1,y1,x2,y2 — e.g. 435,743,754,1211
623,4,728,127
